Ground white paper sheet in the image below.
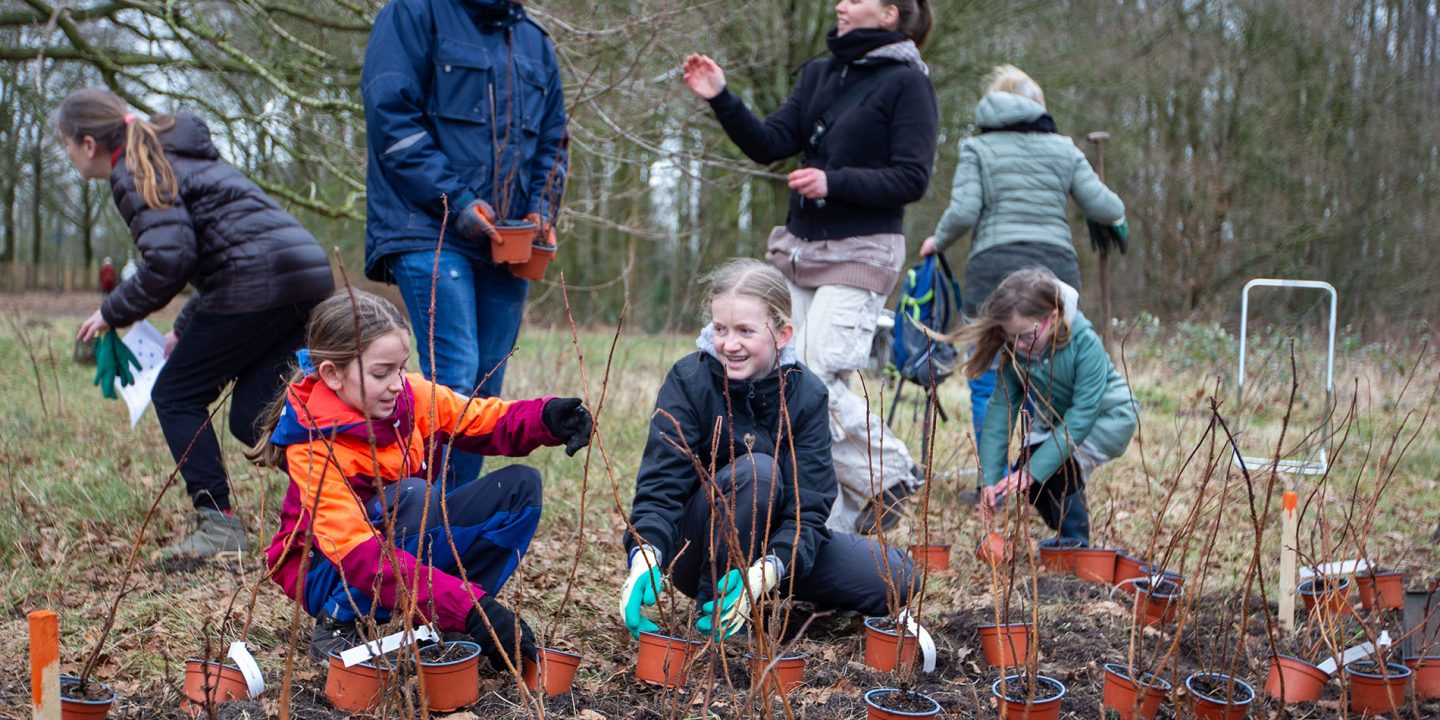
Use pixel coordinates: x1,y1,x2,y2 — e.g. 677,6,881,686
114,320,167,427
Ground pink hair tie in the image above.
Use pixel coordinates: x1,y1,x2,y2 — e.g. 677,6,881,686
123,113,135,125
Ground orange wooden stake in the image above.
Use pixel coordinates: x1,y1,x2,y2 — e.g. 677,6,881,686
1279,491,1300,634
30,610,60,720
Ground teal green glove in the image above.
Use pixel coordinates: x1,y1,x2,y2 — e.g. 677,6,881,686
620,546,665,639
1111,217,1130,251
93,331,140,400
696,557,781,639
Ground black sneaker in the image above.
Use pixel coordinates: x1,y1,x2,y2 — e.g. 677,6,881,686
308,610,361,663
859,481,915,535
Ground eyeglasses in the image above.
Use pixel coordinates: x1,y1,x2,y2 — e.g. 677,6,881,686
1005,315,1051,345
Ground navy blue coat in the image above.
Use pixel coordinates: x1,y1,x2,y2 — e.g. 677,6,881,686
361,0,568,281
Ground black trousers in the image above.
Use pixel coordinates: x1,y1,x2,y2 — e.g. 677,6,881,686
152,300,317,511
670,453,916,618
1019,445,1091,545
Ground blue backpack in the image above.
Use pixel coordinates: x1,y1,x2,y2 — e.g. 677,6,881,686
890,254,961,387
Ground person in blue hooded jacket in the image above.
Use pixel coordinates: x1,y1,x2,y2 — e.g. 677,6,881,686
361,0,568,486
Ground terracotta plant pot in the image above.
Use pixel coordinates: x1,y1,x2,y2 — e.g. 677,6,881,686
862,688,942,719
977,622,1033,669
908,543,951,572
1114,553,1148,587
747,652,805,696
1137,564,1185,586
1404,656,1440,700
635,631,699,688
1132,577,1184,626
1298,576,1353,617
1072,548,1119,584
490,222,538,263
976,531,1011,566
863,617,919,672
1102,662,1172,720
1345,660,1411,716
1357,571,1405,611
1037,537,1084,573
523,647,583,697
418,641,481,712
60,675,115,720
991,673,1066,720
1264,654,1329,703
509,241,557,281
325,652,392,713
1185,672,1255,720
181,659,251,716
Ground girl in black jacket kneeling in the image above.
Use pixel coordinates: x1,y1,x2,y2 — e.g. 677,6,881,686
60,88,334,558
620,258,914,640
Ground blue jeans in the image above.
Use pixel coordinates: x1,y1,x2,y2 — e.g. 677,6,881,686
392,250,529,486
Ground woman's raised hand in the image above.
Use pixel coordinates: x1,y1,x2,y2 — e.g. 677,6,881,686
682,54,726,100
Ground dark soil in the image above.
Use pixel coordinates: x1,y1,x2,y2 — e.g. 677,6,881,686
867,687,938,712
60,676,114,702
418,642,476,664
994,674,1063,703
1189,673,1255,703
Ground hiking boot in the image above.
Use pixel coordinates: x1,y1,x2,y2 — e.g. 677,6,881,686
858,480,914,535
162,507,248,558
308,611,362,663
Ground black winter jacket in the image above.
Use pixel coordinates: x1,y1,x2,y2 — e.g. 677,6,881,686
627,350,835,581
706,36,938,241
101,114,334,333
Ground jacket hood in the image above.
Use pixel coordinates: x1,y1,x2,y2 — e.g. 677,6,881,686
696,323,800,371
461,0,526,28
270,374,417,447
159,113,221,161
1054,278,1080,328
975,92,1047,130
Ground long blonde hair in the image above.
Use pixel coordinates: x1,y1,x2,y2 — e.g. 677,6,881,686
952,267,1072,378
246,290,411,467
55,88,178,209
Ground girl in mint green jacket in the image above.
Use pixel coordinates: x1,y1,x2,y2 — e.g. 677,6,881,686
956,267,1136,545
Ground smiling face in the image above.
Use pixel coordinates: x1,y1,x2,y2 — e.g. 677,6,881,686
1002,313,1055,358
710,294,794,381
835,0,899,35
320,331,411,418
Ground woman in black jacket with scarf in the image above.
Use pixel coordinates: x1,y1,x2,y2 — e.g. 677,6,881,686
620,259,913,640
61,88,333,558
682,0,938,535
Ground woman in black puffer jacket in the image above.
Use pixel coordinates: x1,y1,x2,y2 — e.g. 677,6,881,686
61,88,333,559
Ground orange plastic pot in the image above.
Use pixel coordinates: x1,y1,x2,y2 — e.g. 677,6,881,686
1102,662,1171,720
976,531,1011,566
1404,656,1440,699
325,652,392,713
1114,553,1148,588
1298,576,1353,617
1037,537,1083,573
1132,577,1184,626
509,240,557,281
863,688,941,719
1137,564,1185,587
1185,673,1254,720
1357,571,1405,611
977,622,1032,669
1345,660,1410,716
635,631,699,688
908,543,951,572
60,675,114,720
992,674,1065,720
181,659,250,716
491,222,538,263
1264,655,1328,703
747,652,805,696
523,647,582,696
1072,548,1118,584
863,617,919,672
418,641,480,712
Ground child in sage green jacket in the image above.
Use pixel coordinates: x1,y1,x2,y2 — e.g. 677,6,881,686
955,267,1136,545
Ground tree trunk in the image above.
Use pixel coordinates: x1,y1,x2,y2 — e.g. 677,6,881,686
28,119,41,290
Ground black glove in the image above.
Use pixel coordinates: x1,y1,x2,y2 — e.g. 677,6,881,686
542,397,593,456
467,595,537,671
1086,218,1130,255
454,197,500,242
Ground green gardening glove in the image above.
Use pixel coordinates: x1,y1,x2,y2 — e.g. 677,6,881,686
620,546,665,639
93,331,141,400
696,556,781,639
